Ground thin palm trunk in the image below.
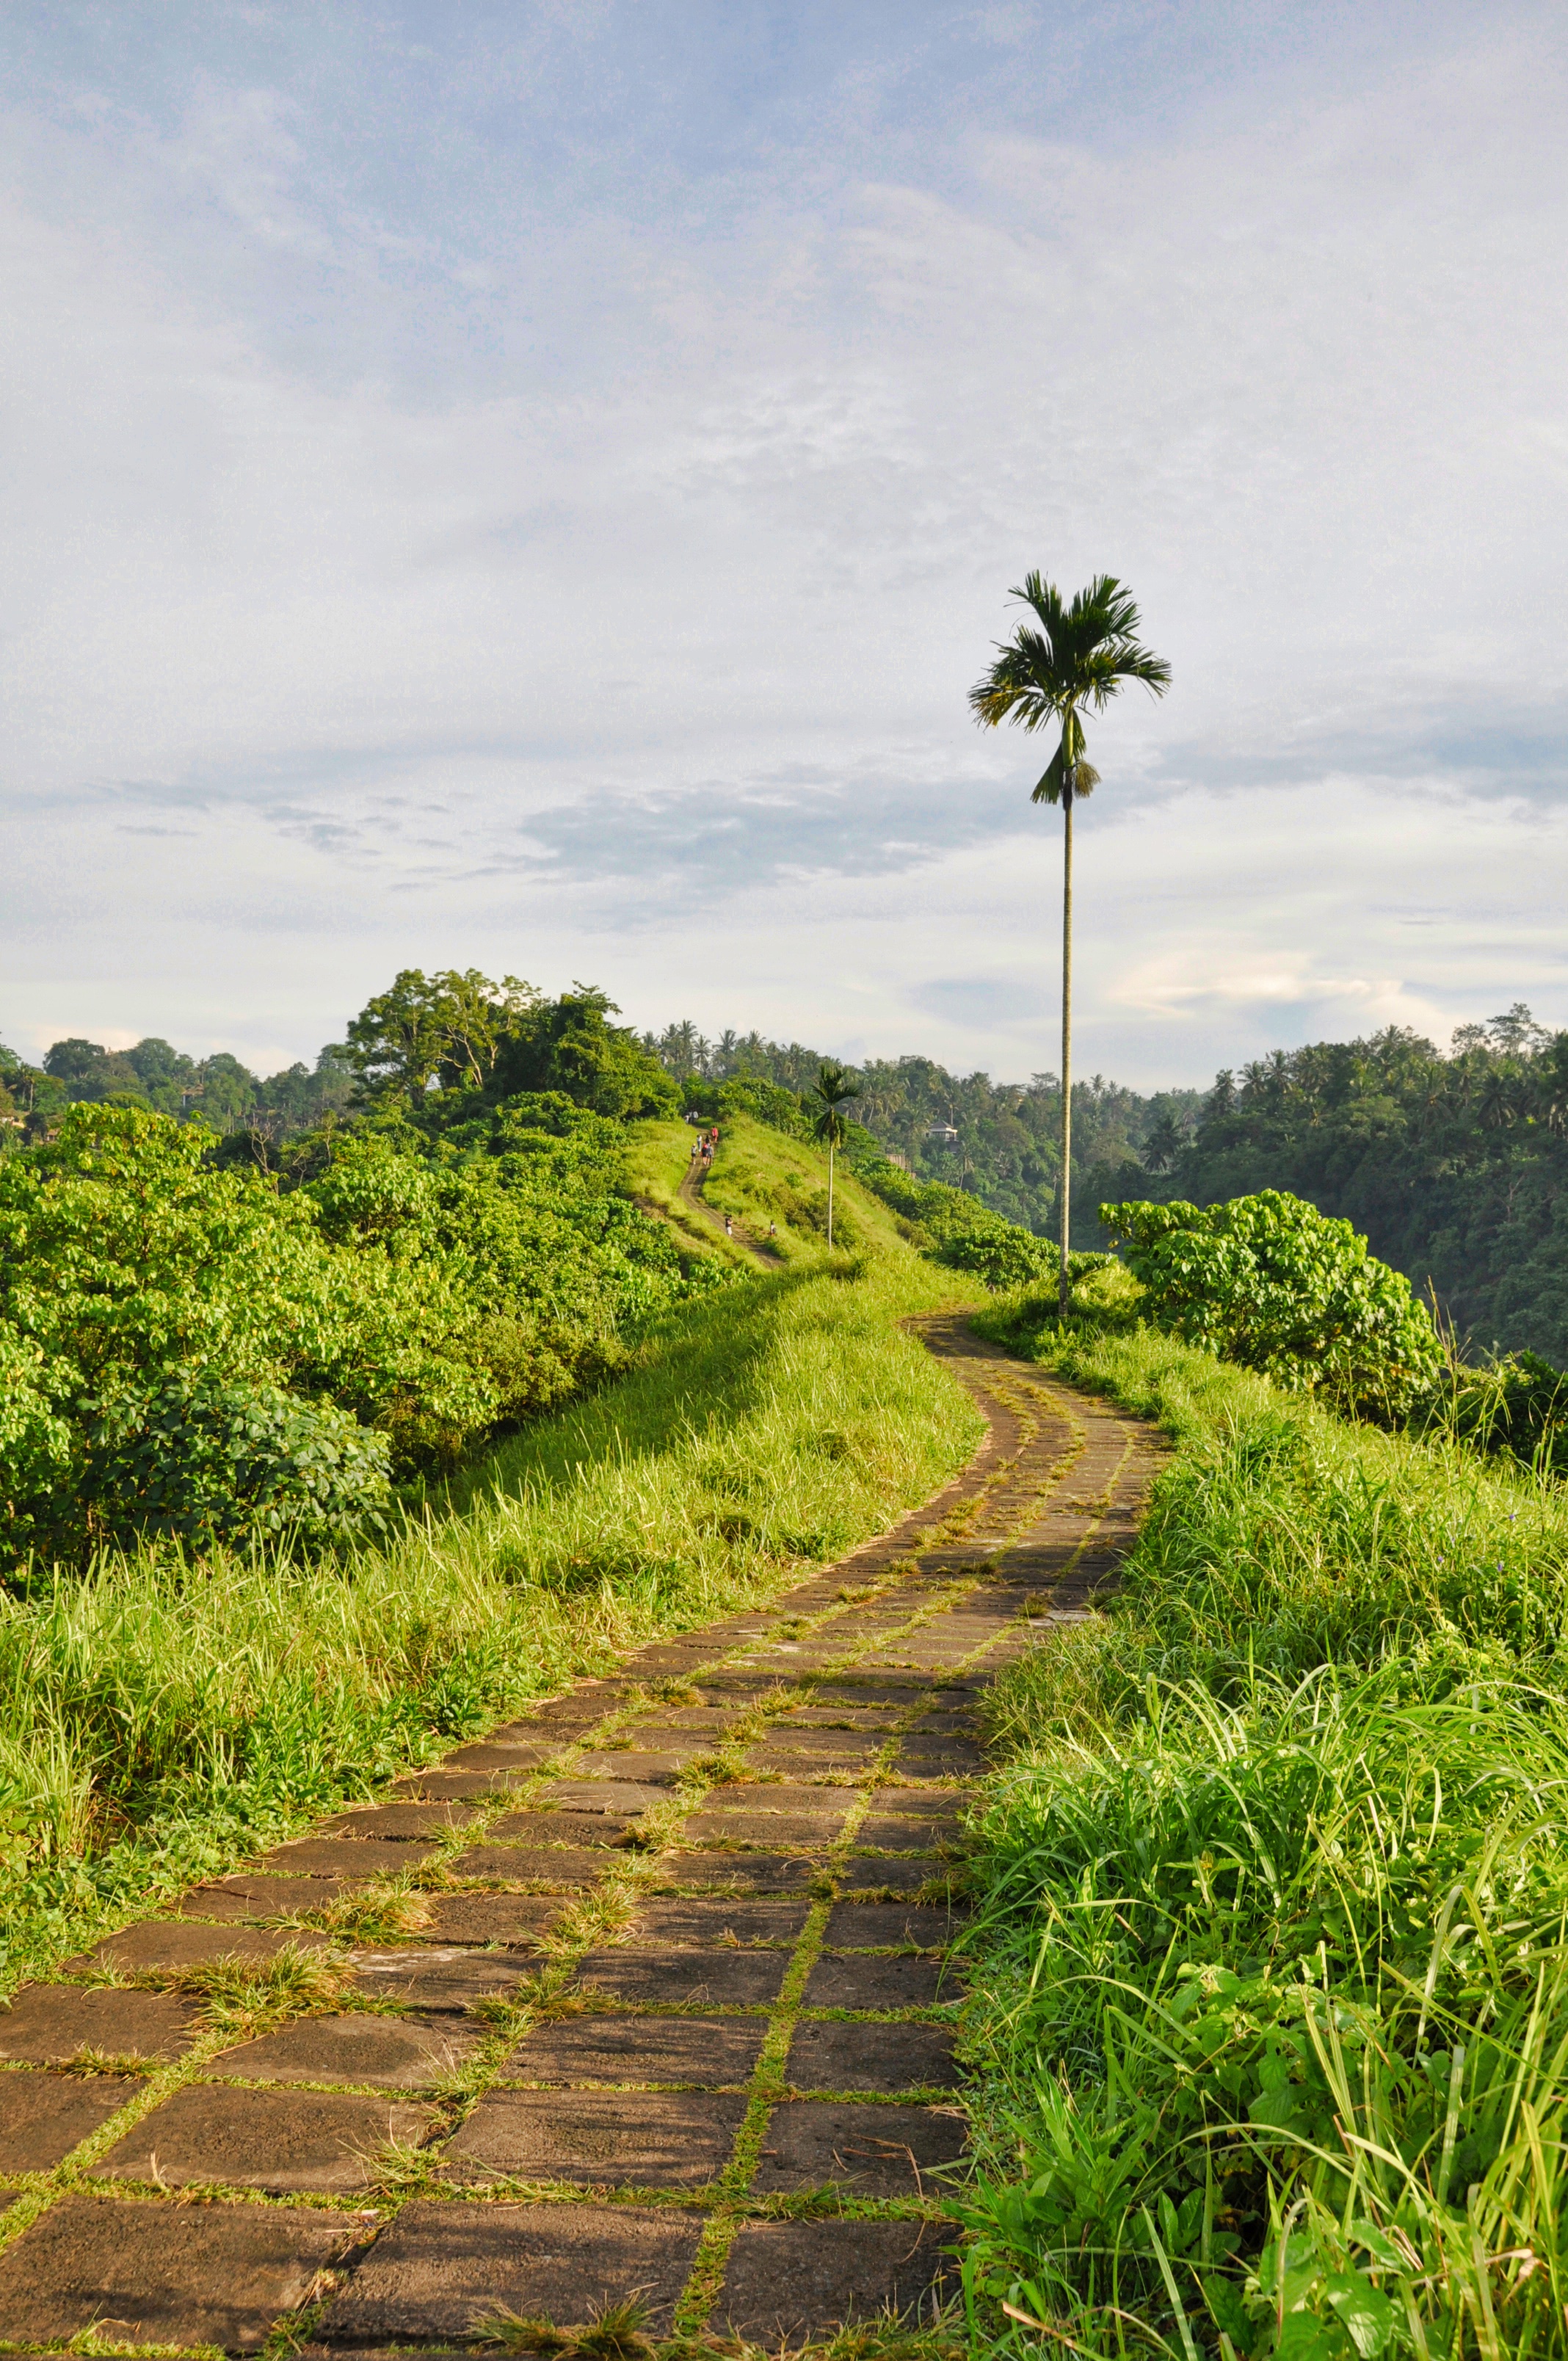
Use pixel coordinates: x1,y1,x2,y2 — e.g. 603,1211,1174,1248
1059,788,1073,1313
827,1143,835,1248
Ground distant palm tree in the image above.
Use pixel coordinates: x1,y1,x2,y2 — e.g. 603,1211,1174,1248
809,1061,861,1248
970,572,1170,1310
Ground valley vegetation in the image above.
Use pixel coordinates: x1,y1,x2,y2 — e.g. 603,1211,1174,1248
6,964,1568,2360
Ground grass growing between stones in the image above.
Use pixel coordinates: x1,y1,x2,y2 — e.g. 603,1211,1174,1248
0,1252,980,1995
961,1302,1568,2361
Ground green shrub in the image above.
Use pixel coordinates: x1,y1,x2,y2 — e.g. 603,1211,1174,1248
0,1096,726,1565
1444,1346,1568,1479
80,1376,391,1549
1100,1188,1443,1416
856,1155,1053,1289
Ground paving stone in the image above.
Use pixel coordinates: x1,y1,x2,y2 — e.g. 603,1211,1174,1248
808,1683,926,1706
682,1810,849,1846
752,2100,968,2196
773,1705,904,1728
0,2068,142,2169
894,1744,987,1778
0,1984,200,2067
176,1872,351,1922
537,1779,669,1814
838,1857,951,1896
572,1749,706,1781
315,1802,483,1838
421,1893,564,1945
264,1836,443,1877
574,1948,786,2009
314,2199,703,2340
749,1729,885,1757
710,1782,863,1815
628,1643,726,1672
500,2014,767,2088
96,2081,430,2193
485,1807,640,1846
443,2088,747,2187
299,2348,469,2359
747,1744,884,1777
211,2010,484,2089
626,1897,810,1948
716,2216,959,2343
442,1738,556,1769
531,1691,632,1725
349,1946,534,2010
652,1851,824,1893
68,1920,333,1976
631,1708,747,1734
785,2020,960,2092
448,1844,615,1885
393,1768,539,1799
0,2194,357,2350
856,1813,966,1850
824,1901,970,1951
868,1785,973,1817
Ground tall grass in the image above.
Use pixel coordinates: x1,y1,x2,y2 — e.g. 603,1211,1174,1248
0,1251,980,1992
962,1308,1568,2361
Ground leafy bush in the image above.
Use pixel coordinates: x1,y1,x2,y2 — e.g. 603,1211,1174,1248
856,1156,1054,1289
0,1095,724,1566
1100,1188,1443,1415
80,1376,391,1549
1445,1346,1568,1478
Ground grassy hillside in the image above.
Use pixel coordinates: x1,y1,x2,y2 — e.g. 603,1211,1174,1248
622,1112,917,1265
0,1247,982,1995
963,1291,1568,2361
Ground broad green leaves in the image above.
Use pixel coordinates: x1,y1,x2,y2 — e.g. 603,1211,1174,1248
1100,1189,1444,1416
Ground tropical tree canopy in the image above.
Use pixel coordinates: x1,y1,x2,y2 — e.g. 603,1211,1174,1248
808,1059,861,1148
968,570,1171,802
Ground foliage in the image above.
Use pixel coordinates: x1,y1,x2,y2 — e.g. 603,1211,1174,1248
0,1250,979,1993
1158,1007,1568,1362
857,1157,1055,1290
968,568,1171,805
962,1314,1568,2361
0,1090,719,1564
1442,1346,1568,1480
1100,1189,1445,1417
346,971,678,1124
0,1029,354,1142
640,1018,1196,1242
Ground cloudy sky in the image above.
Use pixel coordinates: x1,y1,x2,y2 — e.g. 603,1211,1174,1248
3,1,1565,1089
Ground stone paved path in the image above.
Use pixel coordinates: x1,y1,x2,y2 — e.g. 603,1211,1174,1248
0,1322,1161,2355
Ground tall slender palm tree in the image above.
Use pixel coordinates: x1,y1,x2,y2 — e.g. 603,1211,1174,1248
970,572,1170,1310
809,1060,861,1248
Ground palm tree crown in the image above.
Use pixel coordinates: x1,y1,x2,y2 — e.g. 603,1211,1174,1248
809,1062,860,1250
969,570,1171,805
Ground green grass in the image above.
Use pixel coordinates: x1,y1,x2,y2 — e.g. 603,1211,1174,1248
621,1112,917,1267
618,1116,756,1272
0,1250,981,1996
961,1295,1568,2361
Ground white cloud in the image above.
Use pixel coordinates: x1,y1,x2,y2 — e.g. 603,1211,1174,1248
0,5,1564,1080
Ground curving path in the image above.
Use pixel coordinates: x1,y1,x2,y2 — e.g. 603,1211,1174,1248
0,1325,1161,2354
678,1142,782,1266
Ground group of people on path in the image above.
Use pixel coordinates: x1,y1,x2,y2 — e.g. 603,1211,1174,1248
689,1123,733,1233
686,1119,778,1250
